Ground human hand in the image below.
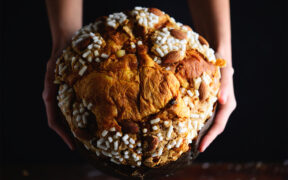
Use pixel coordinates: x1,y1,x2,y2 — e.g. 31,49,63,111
42,39,75,150
199,56,237,152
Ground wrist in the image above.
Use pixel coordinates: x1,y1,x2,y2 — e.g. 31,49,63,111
215,43,232,68
51,29,77,57
221,66,234,77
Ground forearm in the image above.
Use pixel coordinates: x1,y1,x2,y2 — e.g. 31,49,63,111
45,0,83,52
187,0,232,67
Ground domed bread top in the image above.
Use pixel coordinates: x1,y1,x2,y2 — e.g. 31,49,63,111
55,6,226,168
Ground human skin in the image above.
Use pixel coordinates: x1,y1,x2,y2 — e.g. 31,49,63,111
187,0,237,152
43,0,83,150
43,0,236,152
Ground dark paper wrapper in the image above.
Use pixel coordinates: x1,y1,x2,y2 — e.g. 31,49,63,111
71,103,217,180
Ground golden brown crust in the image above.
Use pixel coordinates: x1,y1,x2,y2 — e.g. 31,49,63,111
55,7,225,169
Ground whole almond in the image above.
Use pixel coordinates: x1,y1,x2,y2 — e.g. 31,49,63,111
143,135,159,151
149,8,163,16
120,121,139,134
163,51,182,64
198,35,209,46
199,81,209,101
74,128,93,140
170,29,187,40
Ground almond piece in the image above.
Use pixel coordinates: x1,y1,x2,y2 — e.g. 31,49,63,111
163,51,182,64
143,135,159,151
198,35,209,46
74,128,93,140
199,81,209,101
149,8,163,16
215,58,226,67
120,121,139,134
170,29,187,40
74,37,92,52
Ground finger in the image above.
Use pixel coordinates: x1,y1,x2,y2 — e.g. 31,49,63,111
218,67,234,104
44,97,75,150
48,117,75,150
42,61,75,150
199,98,235,152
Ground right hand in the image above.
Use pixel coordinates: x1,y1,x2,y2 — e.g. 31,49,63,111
42,38,75,150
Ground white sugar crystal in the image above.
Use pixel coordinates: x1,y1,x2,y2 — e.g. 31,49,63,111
75,115,81,122
179,128,187,134
116,132,122,137
105,141,110,148
87,44,93,49
72,110,79,116
82,51,90,58
94,50,99,56
79,107,85,113
152,125,158,131
96,149,100,156
101,130,108,137
78,65,87,76
167,144,172,150
187,90,194,97
158,147,163,156
142,128,148,133
164,121,169,126
129,138,135,144
110,158,120,165
114,141,119,151
108,136,113,143
167,125,173,138
102,151,112,157
198,123,204,130
101,53,109,59
95,57,100,62
156,47,164,57
191,114,200,119
122,134,129,141
150,117,160,124
87,102,93,110
152,153,158,157
111,151,118,155
195,90,199,97
131,43,136,49
176,138,182,148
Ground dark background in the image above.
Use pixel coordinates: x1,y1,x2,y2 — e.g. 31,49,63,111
1,0,287,167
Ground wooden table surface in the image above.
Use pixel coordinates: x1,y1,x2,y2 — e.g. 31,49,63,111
2,161,288,180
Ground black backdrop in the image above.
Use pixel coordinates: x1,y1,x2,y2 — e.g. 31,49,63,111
1,0,288,165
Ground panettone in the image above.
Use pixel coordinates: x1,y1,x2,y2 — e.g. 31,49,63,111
54,6,226,178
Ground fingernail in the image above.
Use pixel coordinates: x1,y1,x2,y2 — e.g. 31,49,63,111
202,145,207,152
200,143,207,152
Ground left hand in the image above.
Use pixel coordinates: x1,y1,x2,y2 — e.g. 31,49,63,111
199,58,237,152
